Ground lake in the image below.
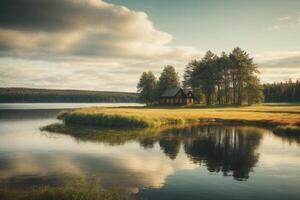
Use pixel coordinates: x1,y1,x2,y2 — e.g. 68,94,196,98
0,103,300,200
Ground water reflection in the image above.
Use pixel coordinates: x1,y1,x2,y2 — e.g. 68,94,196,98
183,126,261,180
44,124,263,181
1,108,300,200
273,131,300,146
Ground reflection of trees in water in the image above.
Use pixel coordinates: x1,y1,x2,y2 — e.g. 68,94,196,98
159,139,181,160
273,131,300,146
182,126,262,180
140,138,155,149
43,123,264,180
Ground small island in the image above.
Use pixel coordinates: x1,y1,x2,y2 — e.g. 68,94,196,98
55,48,300,134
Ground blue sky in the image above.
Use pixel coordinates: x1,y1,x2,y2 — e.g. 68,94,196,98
0,0,299,91
108,0,300,53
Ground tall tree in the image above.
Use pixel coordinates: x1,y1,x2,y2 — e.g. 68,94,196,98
157,65,180,96
229,47,259,105
137,72,157,105
192,51,218,105
245,76,264,105
183,60,199,90
184,48,263,106
217,52,231,104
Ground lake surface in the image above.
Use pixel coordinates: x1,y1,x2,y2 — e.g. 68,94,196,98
0,103,300,200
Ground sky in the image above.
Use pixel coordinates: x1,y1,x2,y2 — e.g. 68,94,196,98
0,0,299,92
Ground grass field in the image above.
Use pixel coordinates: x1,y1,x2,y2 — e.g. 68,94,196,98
59,103,300,133
0,178,134,200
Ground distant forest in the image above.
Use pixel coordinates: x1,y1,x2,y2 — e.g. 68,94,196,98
0,88,138,103
263,80,300,103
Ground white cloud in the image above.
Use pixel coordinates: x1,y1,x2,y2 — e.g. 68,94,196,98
0,0,298,91
278,16,291,21
254,51,300,83
0,0,202,61
267,25,280,31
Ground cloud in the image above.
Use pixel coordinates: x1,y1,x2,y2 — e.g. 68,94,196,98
278,16,291,21
255,51,300,83
267,25,280,31
0,0,297,91
0,0,201,61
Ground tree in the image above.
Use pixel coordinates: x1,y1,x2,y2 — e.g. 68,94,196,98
229,47,259,105
191,51,218,105
183,48,263,106
157,65,180,96
217,52,231,104
245,76,264,105
263,80,300,103
137,72,157,105
183,60,203,102
183,60,199,90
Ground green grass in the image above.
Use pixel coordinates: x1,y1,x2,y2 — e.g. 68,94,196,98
0,178,135,200
58,103,300,130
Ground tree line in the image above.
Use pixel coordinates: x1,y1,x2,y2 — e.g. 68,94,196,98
263,80,300,102
0,88,138,103
137,47,263,105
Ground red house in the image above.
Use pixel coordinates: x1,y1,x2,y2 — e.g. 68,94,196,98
159,88,196,105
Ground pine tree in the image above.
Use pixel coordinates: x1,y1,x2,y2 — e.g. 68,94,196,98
137,72,157,105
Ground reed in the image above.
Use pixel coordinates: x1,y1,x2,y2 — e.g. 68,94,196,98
58,103,300,129
0,178,135,200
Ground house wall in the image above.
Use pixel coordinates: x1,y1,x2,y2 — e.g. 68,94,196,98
159,97,194,105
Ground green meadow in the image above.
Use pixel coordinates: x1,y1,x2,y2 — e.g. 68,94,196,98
58,103,300,133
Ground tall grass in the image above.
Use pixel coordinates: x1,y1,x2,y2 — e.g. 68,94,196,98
58,103,300,129
62,112,153,128
0,178,135,200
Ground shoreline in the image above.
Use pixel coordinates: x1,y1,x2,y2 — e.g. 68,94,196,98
57,104,300,134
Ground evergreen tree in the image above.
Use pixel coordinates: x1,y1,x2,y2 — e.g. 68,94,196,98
185,48,263,105
191,51,218,105
263,80,300,102
137,72,157,105
229,47,259,105
157,65,180,96
183,60,199,90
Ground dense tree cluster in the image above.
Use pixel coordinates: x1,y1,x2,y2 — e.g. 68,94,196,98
137,65,180,105
263,80,300,102
138,47,264,106
0,88,138,103
184,47,263,105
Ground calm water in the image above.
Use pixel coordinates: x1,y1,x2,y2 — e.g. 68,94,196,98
0,103,300,200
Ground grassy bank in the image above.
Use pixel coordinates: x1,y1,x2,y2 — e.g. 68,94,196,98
58,103,300,132
0,178,135,200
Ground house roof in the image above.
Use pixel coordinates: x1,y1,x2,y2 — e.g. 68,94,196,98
160,87,183,98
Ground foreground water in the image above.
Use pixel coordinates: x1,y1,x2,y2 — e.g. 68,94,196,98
0,103,299,200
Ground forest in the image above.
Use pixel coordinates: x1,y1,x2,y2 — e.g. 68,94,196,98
138,47,264,105
263,80,300,103
0,88,138,103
